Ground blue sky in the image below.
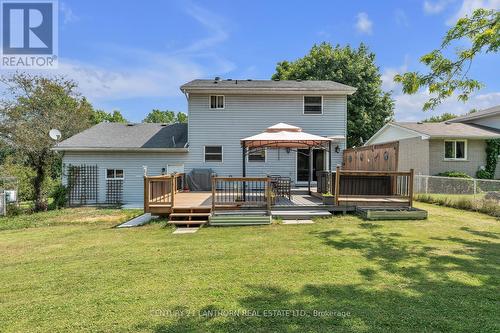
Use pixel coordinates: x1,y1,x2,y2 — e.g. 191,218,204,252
27,0,500,121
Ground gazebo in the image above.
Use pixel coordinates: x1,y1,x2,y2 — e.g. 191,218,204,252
240,123,334,194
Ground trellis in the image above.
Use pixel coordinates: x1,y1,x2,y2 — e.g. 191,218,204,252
106,180,123,205
67,165,98,206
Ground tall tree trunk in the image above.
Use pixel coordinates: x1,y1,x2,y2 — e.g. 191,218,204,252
33,153,48,212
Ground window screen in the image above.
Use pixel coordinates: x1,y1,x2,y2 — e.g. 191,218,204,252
304,96,322,114
248,148,266,162
210,95,224,109
205,146,223,162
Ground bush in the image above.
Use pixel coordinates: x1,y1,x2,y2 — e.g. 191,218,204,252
49,184,68,210
476,169,492,179
415,193,500,218
6,204,22,216
436,171,472,178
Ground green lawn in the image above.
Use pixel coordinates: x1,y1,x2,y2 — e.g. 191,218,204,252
0,204,499,332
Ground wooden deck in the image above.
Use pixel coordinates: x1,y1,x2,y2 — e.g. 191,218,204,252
174,192,212,208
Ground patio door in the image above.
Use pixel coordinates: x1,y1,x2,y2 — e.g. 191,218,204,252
296,149,325,182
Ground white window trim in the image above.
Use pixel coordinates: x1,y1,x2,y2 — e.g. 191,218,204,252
204,145,223,163
303,95,323,115
444,139,468,161
209,95,225,109
247,148,267,163
106,169,125,180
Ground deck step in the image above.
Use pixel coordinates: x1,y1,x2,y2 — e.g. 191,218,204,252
170,212,211,217
168,220,208,225
271,210,332,220
209,215,271,226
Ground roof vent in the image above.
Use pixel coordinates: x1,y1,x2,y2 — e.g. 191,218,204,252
417,121,423,124
227,78,232,81
247,79,252,81
296,79,302,82
444,121,451,125
161,123,168,127
273,78,280,81
126,123,135,127
214,76,220,81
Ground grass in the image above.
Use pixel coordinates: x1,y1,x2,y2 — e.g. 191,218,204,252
415,193,500,218
0,204,499,332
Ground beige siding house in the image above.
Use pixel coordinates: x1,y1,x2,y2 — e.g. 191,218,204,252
365,105,500,178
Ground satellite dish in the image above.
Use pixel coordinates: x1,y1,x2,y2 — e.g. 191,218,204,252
49,129,62,141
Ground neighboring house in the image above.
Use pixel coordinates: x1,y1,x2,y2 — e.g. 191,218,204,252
364,105,500,178
55,79,356,207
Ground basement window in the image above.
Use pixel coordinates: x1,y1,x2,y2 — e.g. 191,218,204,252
444,140,467,160
106,169,124,179
204,146,223,162
210,95,225,109
303,96,323,115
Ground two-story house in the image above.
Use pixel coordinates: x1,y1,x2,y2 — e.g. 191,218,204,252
55,79,356,207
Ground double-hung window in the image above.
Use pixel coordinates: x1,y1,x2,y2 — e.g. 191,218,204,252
248,148,266,162
444,140,467,160
303,96,323,115
210,95,225,109
204,146,223,162
106,169,124,179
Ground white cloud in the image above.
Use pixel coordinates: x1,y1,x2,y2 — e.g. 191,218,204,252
447,0,500,25
355,12,373,34
423,0,450,14
41,3,235,103
60,2,79,24
394,9,410,27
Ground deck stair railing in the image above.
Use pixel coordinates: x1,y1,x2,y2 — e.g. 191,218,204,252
211,177,272,213
144,173,184,212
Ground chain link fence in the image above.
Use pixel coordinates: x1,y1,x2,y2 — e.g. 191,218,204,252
414,175,500,217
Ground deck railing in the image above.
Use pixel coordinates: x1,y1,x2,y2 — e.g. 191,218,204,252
317,167,414,207
144,173,184,212
211,177,271,212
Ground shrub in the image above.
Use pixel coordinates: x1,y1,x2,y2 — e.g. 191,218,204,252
436,171,472,178
49,184,68,210
476,169,492,179
415,193,500,218
6,204,22,216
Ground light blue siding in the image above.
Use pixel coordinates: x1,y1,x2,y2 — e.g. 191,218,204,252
185,93,347,180
62,152,187,207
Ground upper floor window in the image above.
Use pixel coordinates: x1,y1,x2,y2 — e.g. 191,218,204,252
303,96,323,115
210,95,225,109
248,148,266,162
106,169,124,180
204,146,223,162
444,140,467,160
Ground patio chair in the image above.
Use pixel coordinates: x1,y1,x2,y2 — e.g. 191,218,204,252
272,176,291,200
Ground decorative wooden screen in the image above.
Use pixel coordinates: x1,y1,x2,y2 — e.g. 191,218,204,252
343,141,398,171
106,180,123,205
67,165,98,206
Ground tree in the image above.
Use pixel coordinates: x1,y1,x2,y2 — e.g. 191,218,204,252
395,9,499,110
0,73,94,211
423,112,458,122
143,109,188,124
91,109,127,124
175,112,188,123
272,42,394,147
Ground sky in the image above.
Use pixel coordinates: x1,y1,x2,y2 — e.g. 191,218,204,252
7,0,500,122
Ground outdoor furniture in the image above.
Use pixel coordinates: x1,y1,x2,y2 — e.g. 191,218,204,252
269,175,291,200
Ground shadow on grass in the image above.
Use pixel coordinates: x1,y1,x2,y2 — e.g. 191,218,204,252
150,223,499,332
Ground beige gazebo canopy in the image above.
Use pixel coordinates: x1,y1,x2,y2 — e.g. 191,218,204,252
241,123,332,149
241,123,336,193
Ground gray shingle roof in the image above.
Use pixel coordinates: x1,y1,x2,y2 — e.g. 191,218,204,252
449,105,500,123
393,122,500,138
56,123,188,150
180,79,356,93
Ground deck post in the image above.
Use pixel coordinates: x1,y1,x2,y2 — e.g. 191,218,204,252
171,176,176,208
143,177,149,212
266,178,272,215
308,147,313,195
334,165,340,206
242,143,246,201
409,168,414,208
211,177,216,212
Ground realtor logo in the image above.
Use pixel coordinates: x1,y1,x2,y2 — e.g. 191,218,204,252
1,0,58,68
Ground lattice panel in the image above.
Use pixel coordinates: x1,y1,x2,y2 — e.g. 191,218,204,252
67,165,98,206
106,180,123,205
